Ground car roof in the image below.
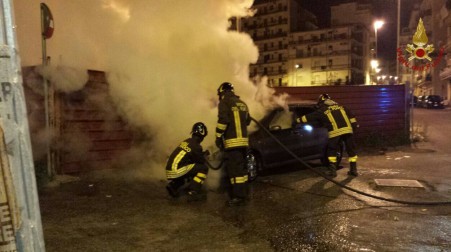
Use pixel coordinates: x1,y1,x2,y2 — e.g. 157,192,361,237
287,99,317,107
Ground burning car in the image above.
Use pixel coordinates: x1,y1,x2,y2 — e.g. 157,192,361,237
246,102,343,181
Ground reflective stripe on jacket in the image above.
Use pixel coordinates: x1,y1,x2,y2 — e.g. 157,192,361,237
165,137,204,179
216,92,251,149
300,100,357,138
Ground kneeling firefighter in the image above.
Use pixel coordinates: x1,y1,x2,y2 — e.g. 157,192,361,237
297,94,359,177
165,122,210,201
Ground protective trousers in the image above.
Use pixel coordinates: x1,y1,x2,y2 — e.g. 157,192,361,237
327,133,358,165
186,163,208,192
224,148,248,199
168,163,208,192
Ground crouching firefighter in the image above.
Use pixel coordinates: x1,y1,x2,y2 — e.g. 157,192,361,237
165,122,210,201
297,94,359,177
215,82,251,206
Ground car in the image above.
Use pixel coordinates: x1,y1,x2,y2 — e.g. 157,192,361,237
423,95,445,109
410,95,418,107
246,102,343,181
416,95,426,108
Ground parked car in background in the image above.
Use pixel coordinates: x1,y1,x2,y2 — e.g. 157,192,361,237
411,95,418,107
422,95,445,109
246,102,343,181
416,95,426,108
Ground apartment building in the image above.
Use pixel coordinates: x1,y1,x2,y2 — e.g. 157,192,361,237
241,0,317,87
398,0,451,100
434,0,451,100
241,0,372,87
288,25,368,86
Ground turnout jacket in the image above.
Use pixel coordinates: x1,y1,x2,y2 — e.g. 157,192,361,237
165,137,205,179
216,91,251,149
298,99,357,138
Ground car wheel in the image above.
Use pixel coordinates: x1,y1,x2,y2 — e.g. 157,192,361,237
246,150,261,182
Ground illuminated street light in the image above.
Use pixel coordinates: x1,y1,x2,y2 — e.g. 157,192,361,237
371,59,379,69
373,20,384,59
293,64,301,86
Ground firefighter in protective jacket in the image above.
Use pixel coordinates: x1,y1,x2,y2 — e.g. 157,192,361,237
297,94,359,177
215,82,251,206
165,122,209,201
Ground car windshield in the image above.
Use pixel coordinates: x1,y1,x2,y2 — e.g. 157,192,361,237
269,110,293,130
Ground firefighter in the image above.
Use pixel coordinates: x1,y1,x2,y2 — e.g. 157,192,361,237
215,82,251,206
297,94,359,177
165,122,210,201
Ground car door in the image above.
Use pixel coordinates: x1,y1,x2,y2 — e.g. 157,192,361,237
252,108,328,167
253,109,304,167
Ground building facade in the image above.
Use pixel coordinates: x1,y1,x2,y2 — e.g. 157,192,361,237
241,0,373,87
288,25,368,86
399,0,451,100
241,0,317,87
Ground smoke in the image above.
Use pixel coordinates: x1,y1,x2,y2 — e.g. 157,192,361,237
36,65,89,93
31,0,286,183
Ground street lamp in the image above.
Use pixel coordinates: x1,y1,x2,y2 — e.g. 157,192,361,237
370,59,379,84
293,64,300,86
371,59,379,69
373,20,384,59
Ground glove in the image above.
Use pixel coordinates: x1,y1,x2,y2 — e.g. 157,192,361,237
215,137,224,150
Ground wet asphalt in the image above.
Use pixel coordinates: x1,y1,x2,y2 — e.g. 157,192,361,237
41,108,451,251
206,107,451,251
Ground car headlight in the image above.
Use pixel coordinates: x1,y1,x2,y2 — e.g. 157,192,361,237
303,124,313,132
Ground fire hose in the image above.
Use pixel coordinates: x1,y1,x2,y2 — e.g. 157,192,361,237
207,117,451,206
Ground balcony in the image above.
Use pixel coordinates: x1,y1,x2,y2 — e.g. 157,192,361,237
293,50,352,59
311,64,350,71
253,6,288,16
288,34,350,45
244,18,288,30
253,31,288,41
262,70,287,76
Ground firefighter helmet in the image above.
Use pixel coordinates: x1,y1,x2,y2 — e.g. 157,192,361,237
191,122,208,138
318,93,331,104
217,82,234,96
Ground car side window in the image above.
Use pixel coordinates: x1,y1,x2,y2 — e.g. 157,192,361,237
269,110,292,130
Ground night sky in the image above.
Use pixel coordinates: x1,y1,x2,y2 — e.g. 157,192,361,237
299,0,421,63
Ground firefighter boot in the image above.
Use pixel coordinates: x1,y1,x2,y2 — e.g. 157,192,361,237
187,190,207,202
326,163,337,178
227,197,246,207
348,162,358,176
166,179,183,198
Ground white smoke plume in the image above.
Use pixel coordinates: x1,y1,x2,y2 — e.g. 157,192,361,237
24,0,286,181
36,65,89,93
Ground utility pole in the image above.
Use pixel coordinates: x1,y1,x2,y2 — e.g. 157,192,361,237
397,0,400,83
0,0,46,251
